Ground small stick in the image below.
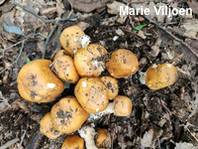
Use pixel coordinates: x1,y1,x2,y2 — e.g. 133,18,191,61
0,138,20,149
18,130,27,149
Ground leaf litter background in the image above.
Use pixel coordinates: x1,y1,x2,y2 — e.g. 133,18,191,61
0,0,198,148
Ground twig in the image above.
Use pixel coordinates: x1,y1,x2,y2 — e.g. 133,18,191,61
18,130,27,149
42,22,58,59
0,138,19,149
42,10,73,59
0,38,27,56
0,91,12,108
0,40,25,74
12,0,76,23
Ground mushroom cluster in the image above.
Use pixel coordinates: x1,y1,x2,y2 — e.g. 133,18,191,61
17,25,178,148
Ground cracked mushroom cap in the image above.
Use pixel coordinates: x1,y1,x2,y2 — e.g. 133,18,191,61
50,96,89,133
114,95,132,116
60,25,90,56
74,44,107,77
74,77,108,114
106,49,139,78
96,129,111,149
145,62,178,90
61,135,85,149
53,52,79,83
17,59,64,103
100,76,118,100
40,112,62,139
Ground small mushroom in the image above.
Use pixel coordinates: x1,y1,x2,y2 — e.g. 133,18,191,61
61,135,85,149
96,129,111,149
60,25,90,56
40,112,62,139
74,44,107,77
50,96,89,133
106,49,139,78
53,51,79,83
74,77,108,114
88,95,132,121
139,62,178,90
17,59,64,103
100,76,118,100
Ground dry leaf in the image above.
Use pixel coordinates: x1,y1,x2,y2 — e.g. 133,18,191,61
56,3,64,18
181,19,198,39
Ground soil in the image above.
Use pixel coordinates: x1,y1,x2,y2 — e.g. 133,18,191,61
0,0,198,149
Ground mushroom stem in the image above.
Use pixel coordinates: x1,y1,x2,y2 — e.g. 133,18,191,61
88,102,115,122
78,126,98,149
139,71,146,85
74,35,90,53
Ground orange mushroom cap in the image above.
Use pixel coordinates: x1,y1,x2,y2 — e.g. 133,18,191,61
40,112,62,139
96,129,111,148
17,59,64,103
53,54,79,83
53,50,68,60
106,49,139,78
50,96,89,133
74,44,107,77
61,135,85,149
60,25,90,56
74,77,108,114
145,62,178,90
100,76,118,100
114,95,132,116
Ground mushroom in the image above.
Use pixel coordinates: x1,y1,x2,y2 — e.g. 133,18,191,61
74,77,108,114
53,51,79,83
61,135,85,149
139,62,178,90
74,44,107,77
100,76,119,100
78,125,98,149
106,49,139,78
60,25,90,56
40,112,62,139
50,96,89,133
96,129,111,149
88,95,132,121
53,50,68,60
17,59,64,103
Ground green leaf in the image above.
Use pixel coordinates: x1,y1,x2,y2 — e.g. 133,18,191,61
133,24,147,33
26,58,31,64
